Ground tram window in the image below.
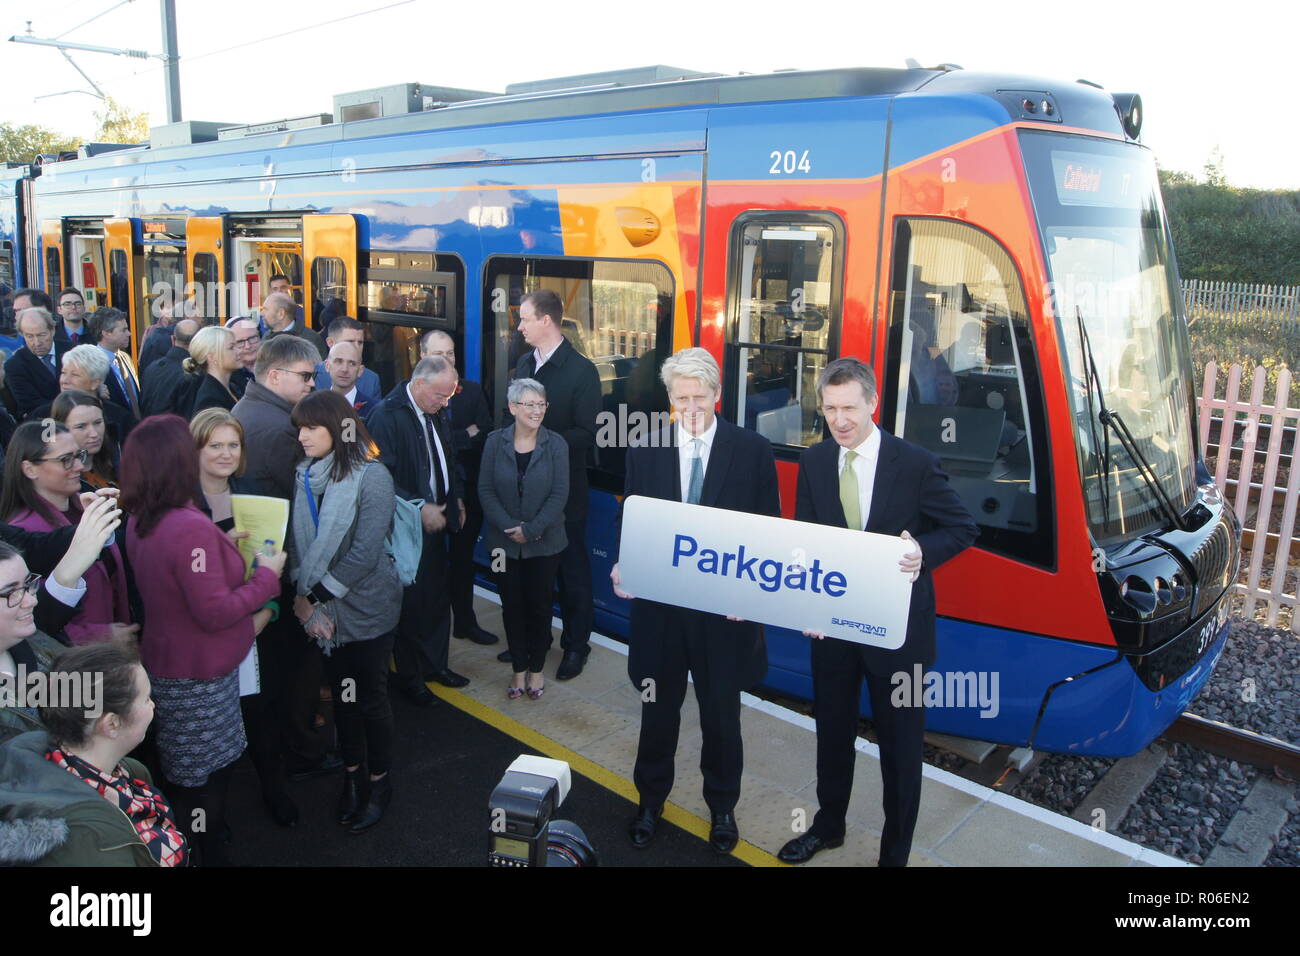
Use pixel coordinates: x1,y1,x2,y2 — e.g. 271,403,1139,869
881,218,1053,568
144,245,185,325
45,247,62,299
484,256,674,489
1,241,14,290
360,252,465,396
311,257,348,329
192,252,220,320
366,279,448,321
728,217,841,450
109,250,129,312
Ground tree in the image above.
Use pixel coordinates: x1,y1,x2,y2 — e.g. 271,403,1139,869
93,96,151,144
1203,146,1228,188
0,122,82,165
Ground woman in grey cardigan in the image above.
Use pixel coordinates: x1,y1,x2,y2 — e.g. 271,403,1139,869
290,390,402,833
479,378,569,700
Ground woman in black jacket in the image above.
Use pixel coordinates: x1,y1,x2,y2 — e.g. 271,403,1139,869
478,378,569,700
184,326,241,419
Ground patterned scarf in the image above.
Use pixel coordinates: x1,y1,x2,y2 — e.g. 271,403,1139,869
45,745,188,867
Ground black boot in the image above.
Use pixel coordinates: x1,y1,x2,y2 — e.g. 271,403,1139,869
349,773,391,833
338,767,366,826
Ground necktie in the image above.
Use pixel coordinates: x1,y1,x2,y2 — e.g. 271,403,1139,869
840,450,861,531
43,353,56,375
115,357,140,415
423,412,446,503
686,437,704,505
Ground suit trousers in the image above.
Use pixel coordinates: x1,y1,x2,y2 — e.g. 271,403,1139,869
633,608,744,815
496,553,561,673
393,529,452,685
810,636,925,867
448,498,484,634
556,517,593,654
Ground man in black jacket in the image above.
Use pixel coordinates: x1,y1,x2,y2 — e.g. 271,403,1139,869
779,357,978,867
5,308,67,419
513,290,601,680
138,318,199,417
611,348,781,854
368,356,469,702
263,293,326,360
421,330,496,646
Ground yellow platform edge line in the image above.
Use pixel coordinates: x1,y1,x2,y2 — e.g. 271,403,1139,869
429,683,785,868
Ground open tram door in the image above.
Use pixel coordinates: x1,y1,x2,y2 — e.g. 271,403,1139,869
65,220,109,311
303,214,358,330
228,217,304,321
186,216,228,322
40,220,65,301
103,218,144,354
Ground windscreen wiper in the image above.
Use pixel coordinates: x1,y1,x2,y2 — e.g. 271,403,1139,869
1075,309,1186,532
1075,309,1112,528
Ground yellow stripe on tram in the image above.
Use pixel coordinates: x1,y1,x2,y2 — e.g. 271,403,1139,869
429,684,786,868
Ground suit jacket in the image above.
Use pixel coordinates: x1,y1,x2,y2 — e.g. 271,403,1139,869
4,346,65,419
102,350,141,419
446,378,492,497
314,365,381,405
477,424,569,559
137,324,174,380
266,323,327,361
367,381,462,533
138,346,189,417
514,338,601,521
618,417,782,695
188,373,238,418
795,429,977,669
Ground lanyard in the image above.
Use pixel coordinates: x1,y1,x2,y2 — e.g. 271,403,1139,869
303,467,320,529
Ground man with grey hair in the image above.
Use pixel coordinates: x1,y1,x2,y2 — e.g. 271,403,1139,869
610,346,780,854
228,317,261,398
5,308,66,418
368,355,471,702
779,356,977,866
263,292,326,360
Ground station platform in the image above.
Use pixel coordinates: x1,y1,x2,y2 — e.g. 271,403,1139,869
231,590,1190,867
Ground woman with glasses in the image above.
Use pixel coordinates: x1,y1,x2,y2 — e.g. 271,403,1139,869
121,414,286,865
51,390,120,489
184,326,242,418
0,422,135,646
478,378,568,700
290,390,401,832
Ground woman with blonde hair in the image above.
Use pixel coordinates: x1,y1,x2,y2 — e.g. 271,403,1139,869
184,325,241,418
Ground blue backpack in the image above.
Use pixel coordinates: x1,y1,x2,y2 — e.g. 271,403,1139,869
387,496,424,587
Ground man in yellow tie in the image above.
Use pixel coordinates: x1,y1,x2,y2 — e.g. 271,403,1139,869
780,357,977,866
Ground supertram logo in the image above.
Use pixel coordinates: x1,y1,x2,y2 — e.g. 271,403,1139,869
830,618,889,638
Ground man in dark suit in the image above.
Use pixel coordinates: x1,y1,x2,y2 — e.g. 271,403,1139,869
5,308,67,418
368,355,469,702
87,307,141,420
314,316,381,406
611,347,781,854
513,289,601,680
263,292,327,360
139,318,200,417
779,357,977,867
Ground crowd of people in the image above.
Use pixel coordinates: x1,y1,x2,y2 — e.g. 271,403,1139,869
0,281,978,868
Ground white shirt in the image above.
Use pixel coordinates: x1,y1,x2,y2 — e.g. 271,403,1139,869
406,382,449,501
532,340,562,372
677,416,718,503
340,385,358,406
838,426,881,530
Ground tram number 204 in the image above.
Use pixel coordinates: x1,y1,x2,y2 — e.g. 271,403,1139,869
768,149,812,175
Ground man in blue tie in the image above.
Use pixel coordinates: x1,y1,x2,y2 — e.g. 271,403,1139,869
5,307,64,418
611,347,781,854
89,307,141,420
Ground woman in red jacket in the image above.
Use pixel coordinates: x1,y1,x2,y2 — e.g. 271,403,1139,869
121,414,287,867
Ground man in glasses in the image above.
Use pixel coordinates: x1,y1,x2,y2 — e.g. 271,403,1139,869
369,355,471,704
56,289,87,344
228,317,262,399
262,292,326,361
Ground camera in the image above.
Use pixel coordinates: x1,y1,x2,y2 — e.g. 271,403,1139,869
488,755,597,867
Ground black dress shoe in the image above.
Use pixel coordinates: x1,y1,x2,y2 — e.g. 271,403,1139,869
338,768,365,826
454,625,500,645
287,752,344,781
401,684,437,707
429,668,469,688
263,788,300,827
556,650,588,681
349,774,391,833
497,649,513,663
777,831,844,864
628,805,662,849
709,811,739,854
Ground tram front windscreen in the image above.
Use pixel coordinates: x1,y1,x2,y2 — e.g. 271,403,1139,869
1020,130,1198,544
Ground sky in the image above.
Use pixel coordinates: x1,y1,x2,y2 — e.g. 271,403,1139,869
0,0,1292,191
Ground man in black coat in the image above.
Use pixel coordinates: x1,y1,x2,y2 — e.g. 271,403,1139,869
367,356,469,702
5,308,67,419
138,318,199,418
263,293,326,360
513,290,601,680
779,357,978,867
612,348,781,855
421,330,496,645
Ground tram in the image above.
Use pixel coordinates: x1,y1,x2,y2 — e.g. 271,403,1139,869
0,64,1240,756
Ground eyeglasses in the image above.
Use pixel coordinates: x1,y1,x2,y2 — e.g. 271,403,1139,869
0,572,41,608
275,368,317,383
513,401,548,411
234,335,261,348
31,449,90,470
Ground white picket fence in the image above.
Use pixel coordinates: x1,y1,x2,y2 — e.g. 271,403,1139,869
1197,361,1300,629
1184,280,1300,327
